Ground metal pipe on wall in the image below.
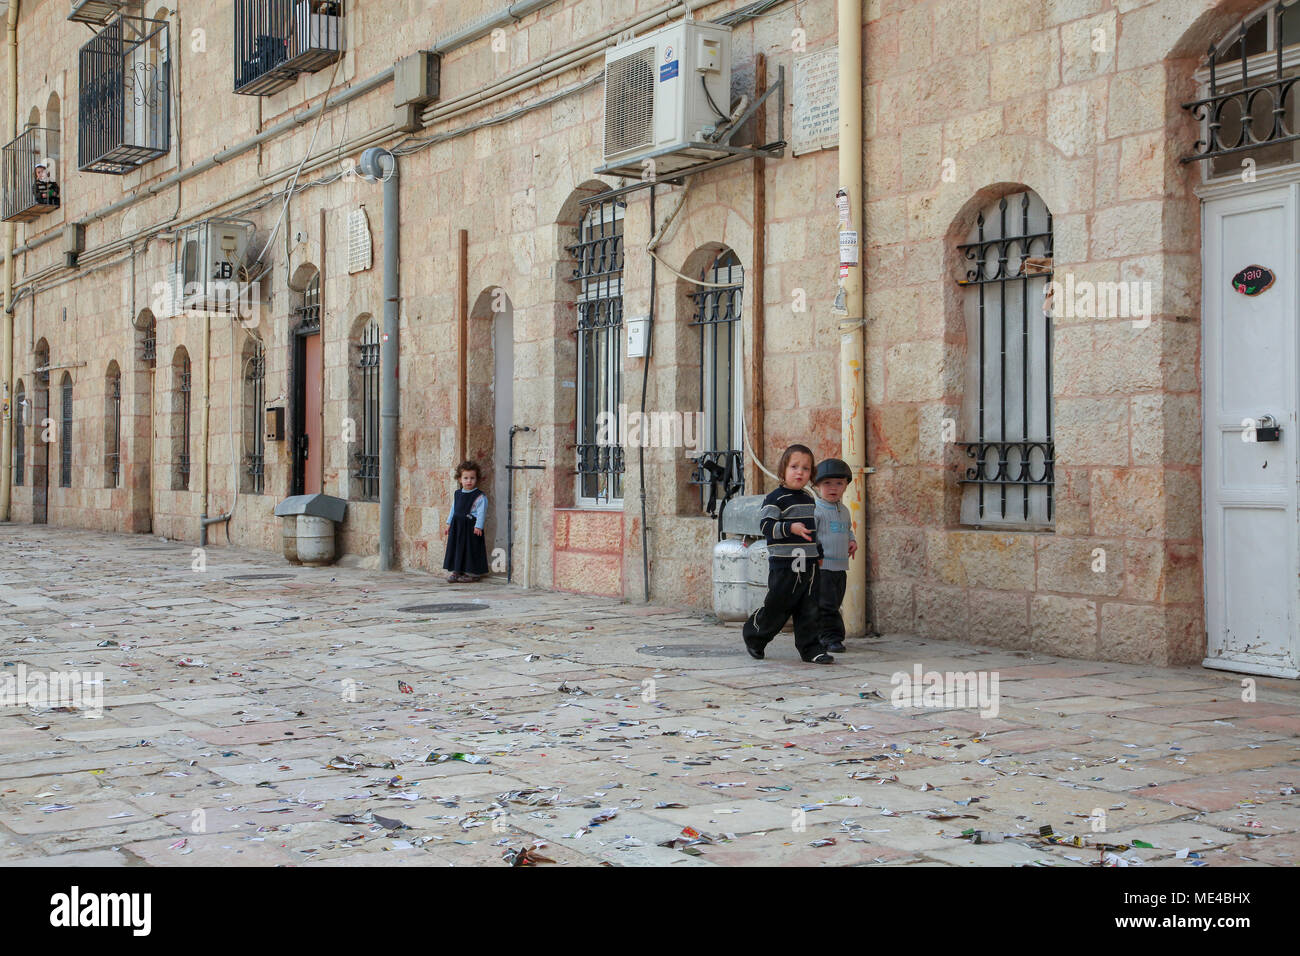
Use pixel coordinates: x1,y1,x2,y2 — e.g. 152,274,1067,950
837,0,867,638
1,0,19,523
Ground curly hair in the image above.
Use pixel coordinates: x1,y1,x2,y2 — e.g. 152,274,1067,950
455,460,482,481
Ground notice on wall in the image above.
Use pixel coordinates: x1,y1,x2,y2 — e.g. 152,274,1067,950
792,47,839,156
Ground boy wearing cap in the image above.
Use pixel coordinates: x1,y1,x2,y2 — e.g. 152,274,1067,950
812,458,857,654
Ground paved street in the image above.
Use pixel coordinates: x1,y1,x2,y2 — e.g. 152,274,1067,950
1,524,1297,867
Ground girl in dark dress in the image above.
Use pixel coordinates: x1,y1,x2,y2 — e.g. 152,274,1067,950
442,460,490,582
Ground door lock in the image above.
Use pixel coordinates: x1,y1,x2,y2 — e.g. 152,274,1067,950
1253,414,1282,442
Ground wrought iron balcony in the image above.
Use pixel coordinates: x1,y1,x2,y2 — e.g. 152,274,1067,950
2,128,61,224
235,0,344,96
68,0,141,26
78,15,171,175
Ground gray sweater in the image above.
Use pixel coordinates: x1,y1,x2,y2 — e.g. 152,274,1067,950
814,498,855,571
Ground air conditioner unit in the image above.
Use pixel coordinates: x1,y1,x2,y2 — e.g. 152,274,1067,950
170,218,255,315
601,19,731,175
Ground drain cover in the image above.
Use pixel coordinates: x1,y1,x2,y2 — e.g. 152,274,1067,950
637,644,744,658
225,573,296,581
395,603,489,614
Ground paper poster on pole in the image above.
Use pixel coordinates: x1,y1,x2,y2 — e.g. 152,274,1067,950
792,47,839,156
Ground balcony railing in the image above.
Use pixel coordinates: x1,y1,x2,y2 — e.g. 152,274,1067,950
2,128,61,224
78,14,171,175
235,0,343,96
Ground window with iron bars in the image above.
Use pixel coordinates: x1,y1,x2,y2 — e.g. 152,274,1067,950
177,354,191,491
13,385,24,487
244,340,265,494
141,316,156,367
688,249,745,516
570,198,625,507
957,190,1055,529
1183,0,1300,177
60,374,73,488
106,368,121,488
77,14,171,175
352,319,380,501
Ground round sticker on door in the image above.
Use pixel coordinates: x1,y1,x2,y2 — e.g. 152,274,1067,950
1232,265,1275,296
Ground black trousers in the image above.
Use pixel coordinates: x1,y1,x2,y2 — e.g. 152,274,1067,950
817,568,847,647
742,563,822,660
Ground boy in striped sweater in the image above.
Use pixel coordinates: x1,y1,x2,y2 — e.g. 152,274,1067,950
742,444,834,664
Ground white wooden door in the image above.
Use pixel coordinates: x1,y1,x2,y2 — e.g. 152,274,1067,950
1203,185,1300,678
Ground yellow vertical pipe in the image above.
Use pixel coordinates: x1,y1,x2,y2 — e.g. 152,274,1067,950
2,1,19,523
838,0,867,637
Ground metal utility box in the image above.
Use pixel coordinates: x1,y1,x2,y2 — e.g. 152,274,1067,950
712,493,770,622
394,51,441,107
274,493,347,566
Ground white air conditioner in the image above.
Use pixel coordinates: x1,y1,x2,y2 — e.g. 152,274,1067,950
170,218,255,315
601,20,732,174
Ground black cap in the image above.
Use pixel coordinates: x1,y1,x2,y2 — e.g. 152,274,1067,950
813,458,852,485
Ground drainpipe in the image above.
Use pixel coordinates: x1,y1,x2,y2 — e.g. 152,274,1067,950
1,0,18,523
837,0,867,638
360,148,399,571
198,312,231,545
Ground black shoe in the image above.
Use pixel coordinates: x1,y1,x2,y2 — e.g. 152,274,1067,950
744,641,765,660
826,641,846,654
805,652,835,665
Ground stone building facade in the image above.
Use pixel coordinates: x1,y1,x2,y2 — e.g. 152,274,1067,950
3,0,1298,677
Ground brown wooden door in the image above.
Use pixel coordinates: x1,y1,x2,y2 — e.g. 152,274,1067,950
303,332,323,495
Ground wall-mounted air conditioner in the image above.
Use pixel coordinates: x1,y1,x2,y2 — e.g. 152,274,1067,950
170,218,256,315
601,19,732,174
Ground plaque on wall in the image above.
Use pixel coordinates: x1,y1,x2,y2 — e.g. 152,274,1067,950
1232,265,1275,296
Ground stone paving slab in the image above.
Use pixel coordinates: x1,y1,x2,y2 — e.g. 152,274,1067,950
3,523,1299,867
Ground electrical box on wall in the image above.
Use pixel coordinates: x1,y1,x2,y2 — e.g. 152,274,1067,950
626,315,649,358
266,406,285,442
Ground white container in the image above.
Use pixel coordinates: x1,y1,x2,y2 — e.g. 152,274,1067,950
712,538,750,622
281,517,301,564
296,514,336,566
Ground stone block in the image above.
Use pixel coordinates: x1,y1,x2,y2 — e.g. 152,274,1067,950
1100,602,1168,665
1091,466,1165,537
913,583,969,641
967,588,1032,649
926,528,1036,591
1036,535,1124,596
1030,593,1098,657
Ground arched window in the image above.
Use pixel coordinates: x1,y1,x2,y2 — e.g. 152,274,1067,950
138,311,157,368
242,336,265,494
1186,0,1300,176
105,362,121,488
173,347,191,490
570,195,625,507
13,380,24,487
350,315,379,501
957,189,1054,528
688,248,745,515
45,92,60,176
59,373,73,488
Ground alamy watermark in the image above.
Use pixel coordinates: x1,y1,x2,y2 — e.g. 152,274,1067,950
0,665,104,717
1045,274,1153,328
595,404,706,455
889,664,1000,718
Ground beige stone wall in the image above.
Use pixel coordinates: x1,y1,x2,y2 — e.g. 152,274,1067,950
4,0,1255,666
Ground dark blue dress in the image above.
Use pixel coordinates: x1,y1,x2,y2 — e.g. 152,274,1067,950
444,488,489,576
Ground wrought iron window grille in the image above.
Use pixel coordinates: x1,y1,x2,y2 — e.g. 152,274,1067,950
688,251,744,515
956,192,1055,526
14,389,24,487
107,373,121,487
245,343,265,495
1182,0,1300,166
60,378,74,488
352,321,379,501
569,198,626,506
234,0,344,96
78,14,171,175
178,358,191,489
141,319,156,367
2,127,61,223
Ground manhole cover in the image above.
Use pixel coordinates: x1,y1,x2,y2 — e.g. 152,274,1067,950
394,603,489,614
225,573,296,581
637,644,743,658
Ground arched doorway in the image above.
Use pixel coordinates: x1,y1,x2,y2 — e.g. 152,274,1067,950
1188,1,1300,677
31,339,49,524
290,265,323,496
468,286,515,562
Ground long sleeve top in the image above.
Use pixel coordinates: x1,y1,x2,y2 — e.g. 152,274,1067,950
814,498,856,571
759,485,821,568
446,490,488,530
